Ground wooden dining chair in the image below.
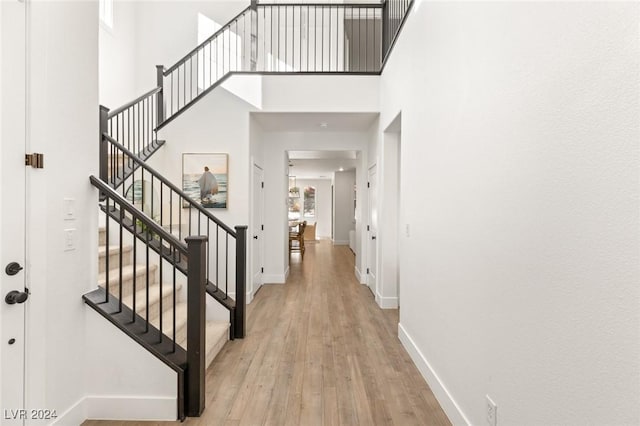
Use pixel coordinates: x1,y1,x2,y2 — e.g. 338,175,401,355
289,220,307,258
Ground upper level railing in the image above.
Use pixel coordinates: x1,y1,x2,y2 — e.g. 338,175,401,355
382,0,412,61
158,2,385,123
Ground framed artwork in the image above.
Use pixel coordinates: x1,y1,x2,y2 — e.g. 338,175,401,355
182,153,228,208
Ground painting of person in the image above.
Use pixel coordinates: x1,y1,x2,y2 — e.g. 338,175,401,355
182,153,228,208
198,166,219,201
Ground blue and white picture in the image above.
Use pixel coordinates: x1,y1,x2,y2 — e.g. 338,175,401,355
182,153,228,208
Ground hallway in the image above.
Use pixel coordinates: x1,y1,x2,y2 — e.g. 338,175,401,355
84,241,450,425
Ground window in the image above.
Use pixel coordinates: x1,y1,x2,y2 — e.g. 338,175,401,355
99,0,113,30
303,186,316,218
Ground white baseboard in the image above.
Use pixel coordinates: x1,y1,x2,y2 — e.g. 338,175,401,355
86,396,176,421
52,397,86,426
355,266,362,283
375,292,398,309
52,396,176,424
263,271,287,284
398,323,470,426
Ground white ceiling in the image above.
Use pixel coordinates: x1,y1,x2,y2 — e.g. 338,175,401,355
252,112,378,132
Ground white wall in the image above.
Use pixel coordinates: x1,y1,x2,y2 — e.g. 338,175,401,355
99,0,138,108
296,178,331,238
83,310,177,421
23,2,99,423
332,170,355,244
381,2,640,425
261,75,379,112
133,1,248,93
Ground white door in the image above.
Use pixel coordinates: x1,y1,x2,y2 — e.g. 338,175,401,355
251,164,264,296
0,1,28,424
367,165,378,295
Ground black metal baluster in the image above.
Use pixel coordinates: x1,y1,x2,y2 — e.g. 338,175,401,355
172,247,177,352
105,197,110,303
132,215,137,322
207,220,210,287
307,6,311,72
151,174,154,220
159,235,163,343
145,225,150,333
329,6,332,71
216,225,220,292
225,233,229,295
118,205,124,313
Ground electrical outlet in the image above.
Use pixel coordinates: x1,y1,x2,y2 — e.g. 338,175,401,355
486,395,497,426
405,224,410,237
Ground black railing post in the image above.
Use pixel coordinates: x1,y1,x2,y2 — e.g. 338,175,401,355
250,0,258,71
185,235,207,417
156,65,165,125
234,226,248,339
382,0,389,59
99,105,109,200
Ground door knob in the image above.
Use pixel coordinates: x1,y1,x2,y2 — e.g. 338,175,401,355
5,262,23,276
253,235,258,240
372,236,377,240
5,290,29,305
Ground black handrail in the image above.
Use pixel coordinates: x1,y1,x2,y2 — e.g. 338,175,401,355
164,6,253,75
103,133,237,237
90,175,188,254
108,87,163,119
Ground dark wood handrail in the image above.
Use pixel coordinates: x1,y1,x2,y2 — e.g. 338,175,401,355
107,87,162,118
102,134,238,237
164,6,252,75
90,175,189,255
163,2,383,76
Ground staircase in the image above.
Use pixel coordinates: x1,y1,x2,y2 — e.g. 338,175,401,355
97,227,229,368
85,0,413,421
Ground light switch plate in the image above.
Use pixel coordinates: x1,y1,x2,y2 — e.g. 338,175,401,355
64,198,75,220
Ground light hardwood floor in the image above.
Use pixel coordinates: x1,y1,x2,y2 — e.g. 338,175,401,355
83,240,450,426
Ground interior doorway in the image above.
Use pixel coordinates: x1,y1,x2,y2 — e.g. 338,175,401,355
378,113,401,309
367,164,378,296
251,163,264,299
